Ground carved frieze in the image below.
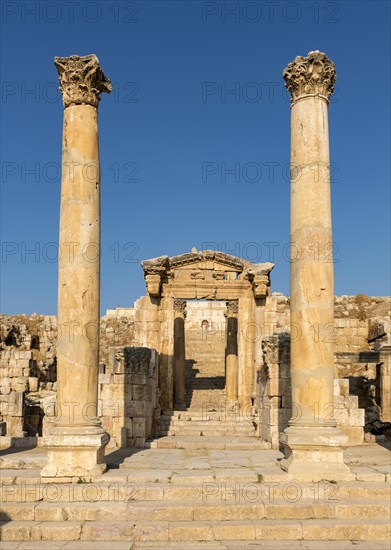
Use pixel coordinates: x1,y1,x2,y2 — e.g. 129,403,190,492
283,50,336,104
190,272,205,280
54,54,112,108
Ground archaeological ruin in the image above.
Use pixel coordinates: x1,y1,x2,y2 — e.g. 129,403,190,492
0,51,390,546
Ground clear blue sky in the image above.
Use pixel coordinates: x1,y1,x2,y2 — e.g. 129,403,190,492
1,0,390,315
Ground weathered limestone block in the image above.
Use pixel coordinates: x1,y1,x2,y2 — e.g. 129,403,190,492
368,318,389,343
99,347,159,448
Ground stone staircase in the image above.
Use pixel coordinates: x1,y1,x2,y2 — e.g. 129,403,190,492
184,324,227,410
0,445,390,545
159,409,257,438
152,320,262,448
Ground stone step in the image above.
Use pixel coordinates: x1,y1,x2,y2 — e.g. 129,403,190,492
1,499,390,522
159,418,256,425
146,436,272,450
160,424,256,430
161,412,251,419
185,363,226,367
159,428,256,436
185,383,226,387
161,430,256,437
160,421,254,426
160,418,255,424
160,414,255,419
185,360,226,364
185,349,226,353
0,518,390,542
160,426,256,432
1,480,389,503
185,398,227,402
185,367,225,370
161,427,256,433
182,398,230,404
0,542,389,550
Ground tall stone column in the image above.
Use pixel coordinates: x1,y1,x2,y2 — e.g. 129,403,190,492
41,55,112,478
174,299,187,407
225,300,238,403
280,51,352,480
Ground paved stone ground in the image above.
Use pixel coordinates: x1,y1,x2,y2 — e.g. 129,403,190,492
2,442,389,481
1,442,390,547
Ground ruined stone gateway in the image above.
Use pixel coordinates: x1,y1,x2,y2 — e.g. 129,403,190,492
0,51,390,547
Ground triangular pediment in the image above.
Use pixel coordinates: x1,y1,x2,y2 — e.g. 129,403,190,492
142,250,250,273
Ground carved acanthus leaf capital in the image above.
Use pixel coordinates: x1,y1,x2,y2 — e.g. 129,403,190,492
54,54,112,108
174,299,187,316
226,300,239,316
283,50,336,104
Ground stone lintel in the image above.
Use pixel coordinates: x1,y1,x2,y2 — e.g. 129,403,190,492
163,285,251,301
335,351,386,364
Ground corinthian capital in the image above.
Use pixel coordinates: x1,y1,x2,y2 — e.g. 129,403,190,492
283,50,336,104
226,300,239,316
174,299,187,316
54,54,112,108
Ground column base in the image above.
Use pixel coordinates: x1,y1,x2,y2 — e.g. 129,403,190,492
41,430,110,479
279,425,354,481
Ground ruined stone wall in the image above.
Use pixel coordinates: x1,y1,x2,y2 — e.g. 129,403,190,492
257,294,390,448
99,347,160,448
264,294,389,354
257,334,365,448
0,312,135,439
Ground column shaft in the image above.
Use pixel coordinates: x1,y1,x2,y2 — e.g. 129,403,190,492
226,301,238,403
290,96,334,425
280,51,352,481
174,300,186,406
42,54,112,479
57,104,101,427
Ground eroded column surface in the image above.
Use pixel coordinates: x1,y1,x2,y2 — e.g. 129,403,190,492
280,51,352,480
42,54,112,478
225,300,238,403
174,299,187,407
